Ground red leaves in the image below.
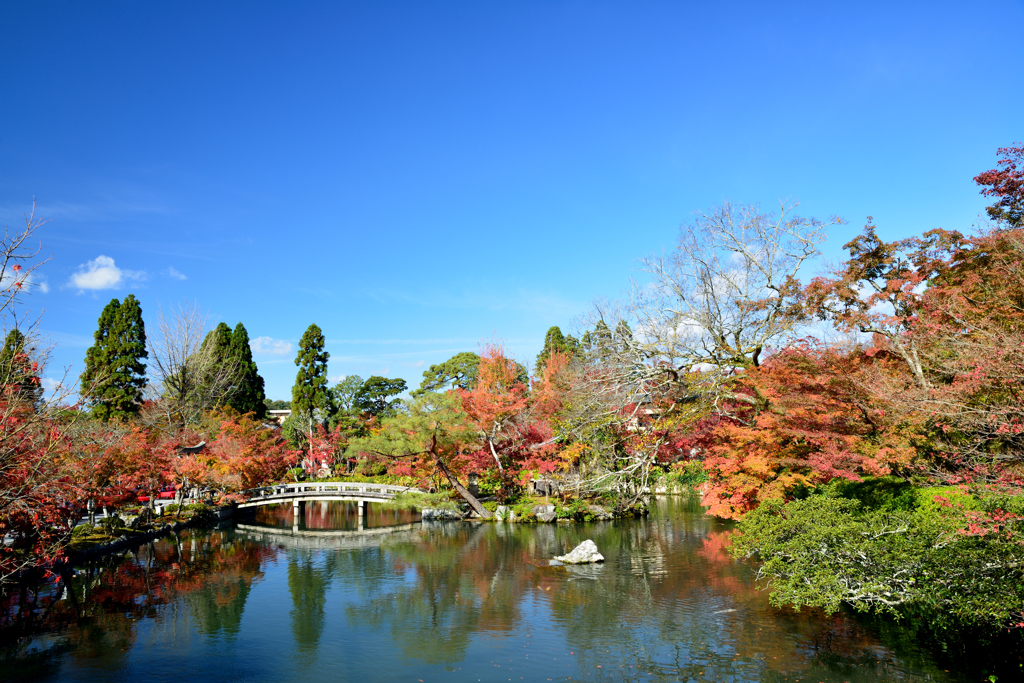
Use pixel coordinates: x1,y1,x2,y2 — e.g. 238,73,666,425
974,143,1024,227
207,412,299,490
700,344,910,519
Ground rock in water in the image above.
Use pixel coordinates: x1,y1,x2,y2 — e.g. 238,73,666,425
554,539,604,564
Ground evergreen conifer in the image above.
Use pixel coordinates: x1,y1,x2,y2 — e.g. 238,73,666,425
292,323,333,427
535,325,581,371
228,322,266,418
0,329,42,406
80,294,148,421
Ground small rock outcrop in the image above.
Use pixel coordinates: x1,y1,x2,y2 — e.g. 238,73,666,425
586,504,612,520
553,539,604,564
532,504,557,523
421,508,462,520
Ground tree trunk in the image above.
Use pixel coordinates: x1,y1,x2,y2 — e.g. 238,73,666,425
429,436,491,518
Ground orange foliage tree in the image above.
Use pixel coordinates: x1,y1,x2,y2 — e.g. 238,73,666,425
700,343,917,519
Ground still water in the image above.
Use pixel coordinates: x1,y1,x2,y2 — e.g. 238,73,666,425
2,497,969,682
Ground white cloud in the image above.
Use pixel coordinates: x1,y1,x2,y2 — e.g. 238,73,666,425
250,336,293,356
165,266,187,280
401,360,426,368
67,255,145,291
0,270,48,294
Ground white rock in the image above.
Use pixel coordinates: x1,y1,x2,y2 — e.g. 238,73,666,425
553,539,604,564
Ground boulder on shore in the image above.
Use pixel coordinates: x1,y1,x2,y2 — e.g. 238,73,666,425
552,539,604,564
421,508,462,520
532,504,556,523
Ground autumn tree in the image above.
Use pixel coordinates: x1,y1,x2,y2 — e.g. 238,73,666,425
974,142,1024,228
803,216,1024,482
347,391,489,517
802,221,966,389
208,412,299,492
80,294,148,421
698,343,917,519
456,343,559,501
0,204,89,585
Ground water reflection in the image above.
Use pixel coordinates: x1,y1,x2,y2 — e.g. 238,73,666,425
250,500,420,531
0,496,979,682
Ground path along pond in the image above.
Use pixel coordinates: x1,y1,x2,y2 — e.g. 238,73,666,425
2,496,976,682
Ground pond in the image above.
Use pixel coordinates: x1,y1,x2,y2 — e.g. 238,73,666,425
1,497,975,682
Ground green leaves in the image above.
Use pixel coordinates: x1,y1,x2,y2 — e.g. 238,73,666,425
0,329,41,406
413,351,480,396
291,323,333,425
227,323,266,418
535,326,580,372
733,491,1024,629
353,375,407,418
80,294,148,421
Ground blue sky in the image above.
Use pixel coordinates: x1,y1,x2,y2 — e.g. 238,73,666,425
1,1,1022,401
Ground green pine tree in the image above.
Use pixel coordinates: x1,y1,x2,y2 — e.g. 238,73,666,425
228,322,267,418
292,323,333,430
0,329,42,406
200,321,234,387
80,294,148,421
535,325,581,371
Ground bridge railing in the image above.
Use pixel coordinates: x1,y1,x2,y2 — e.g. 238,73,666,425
242,482,423,501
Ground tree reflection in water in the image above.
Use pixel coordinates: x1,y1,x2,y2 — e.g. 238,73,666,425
0,497,960,682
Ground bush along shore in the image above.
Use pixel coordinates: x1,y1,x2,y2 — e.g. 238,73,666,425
67,503,235,560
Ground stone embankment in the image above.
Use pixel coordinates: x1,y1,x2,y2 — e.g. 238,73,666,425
69,505,234,561
490,502,634,523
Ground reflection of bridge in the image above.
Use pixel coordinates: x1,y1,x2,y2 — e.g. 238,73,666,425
238,482,424,524
235,522,427,550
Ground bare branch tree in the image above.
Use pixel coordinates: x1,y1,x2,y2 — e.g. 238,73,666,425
146,302,241,428
551,202,838,500
0,202,90,585
634,201,834,372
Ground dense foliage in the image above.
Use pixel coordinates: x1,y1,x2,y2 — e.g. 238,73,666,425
80,295,148,421
4,145,1024,654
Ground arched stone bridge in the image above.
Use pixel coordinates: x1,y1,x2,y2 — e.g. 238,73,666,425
238,481,424,518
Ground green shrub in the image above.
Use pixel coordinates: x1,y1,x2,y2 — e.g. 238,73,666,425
655,461,709,490
385,491,459,512
733,491,1024,634
555,498,594,522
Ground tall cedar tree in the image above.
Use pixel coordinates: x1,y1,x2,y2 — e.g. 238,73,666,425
80,295,148,421
292,323,333,427
202,321,234,383
535,326,580,371
0,329,41,406
229,323,266,418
